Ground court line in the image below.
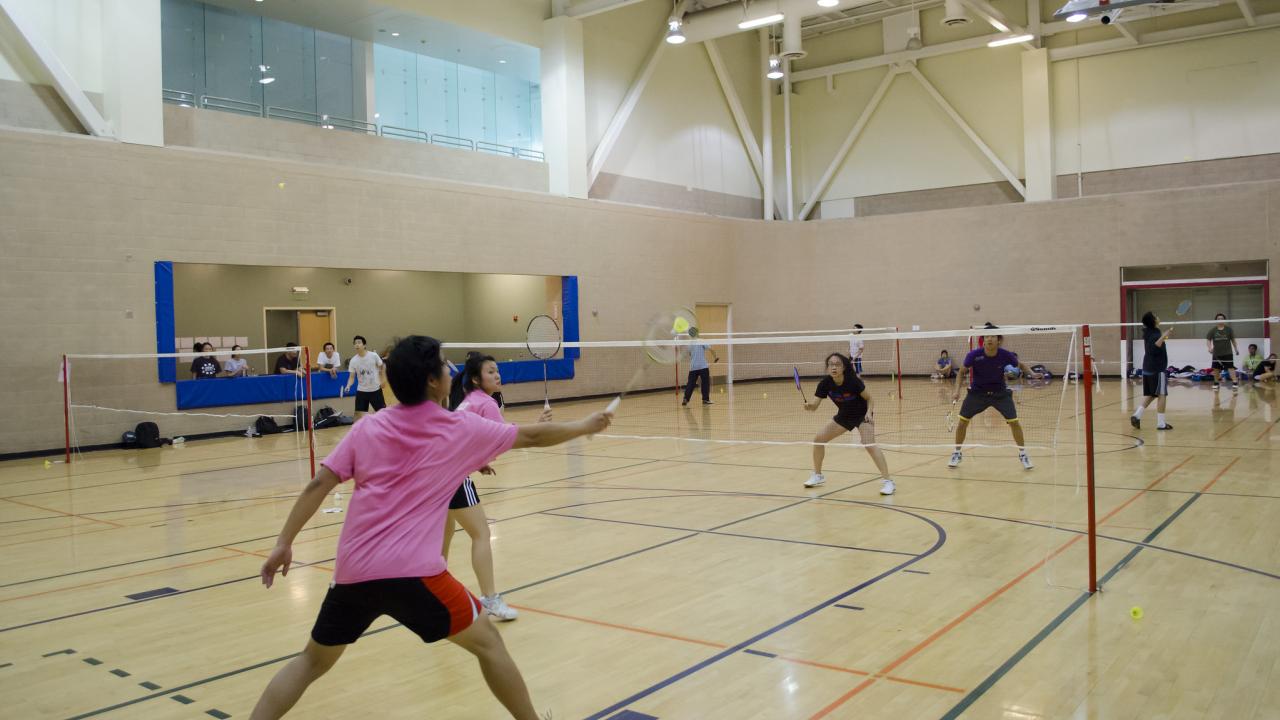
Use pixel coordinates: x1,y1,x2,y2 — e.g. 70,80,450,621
804,455,1196,718
1255,416,1280,441
582,505,948,720
0,550,246,605
938,457,1235,718
0,497,122,528
1213,408,1260,440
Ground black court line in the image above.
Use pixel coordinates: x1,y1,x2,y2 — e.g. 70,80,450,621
0,456,305,497
742,649,777,658
940,489,1204,718
42,648,75,657
834,604,863,611
0,662,11,669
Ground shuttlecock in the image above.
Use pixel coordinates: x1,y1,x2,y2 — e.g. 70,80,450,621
672,317,690,334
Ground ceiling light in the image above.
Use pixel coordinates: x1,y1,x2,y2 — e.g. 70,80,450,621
665,18,687,44
817,0,839,6
766,55,784,79
391,31,400,37
498,59,507,63
1066,12,1087,22
258,64,274,84
739,13,785,30
987,33,1034,46
990,20,1009,31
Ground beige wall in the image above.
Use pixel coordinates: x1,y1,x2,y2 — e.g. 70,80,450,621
1,126,1277,453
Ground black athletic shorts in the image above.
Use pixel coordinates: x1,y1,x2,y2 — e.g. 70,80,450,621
311,573,479,646
448,477,480,510
354,388,387,412
1211,357,1235,373
1142,370,1168,398
959,388,1018,422
833,412,867,431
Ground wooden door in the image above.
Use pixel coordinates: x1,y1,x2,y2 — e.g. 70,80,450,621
297,310,333,370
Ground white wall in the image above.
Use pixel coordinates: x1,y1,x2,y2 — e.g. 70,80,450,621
1053,28,1280,175
0,0,104,92
1133,338,1271,373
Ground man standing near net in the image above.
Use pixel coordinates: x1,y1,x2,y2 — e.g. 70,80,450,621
345,335,386,417
1131,312,1173,431
949,326,1042,470
251,335,612,720
681,329,719,406
1206,313,1240,393
849,324,865,375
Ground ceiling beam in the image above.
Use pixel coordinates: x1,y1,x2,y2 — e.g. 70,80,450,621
565,0,648,18
1236,0,1257,25
957,0,1037,48
1114,20,1140,43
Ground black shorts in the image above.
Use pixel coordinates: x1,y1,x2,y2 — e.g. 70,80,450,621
354,388,387,412
1211,358,1235,373
1142,371,1168,397
448,477,480,510
833,412,867,431
959,388,1018,422
311,573,479,646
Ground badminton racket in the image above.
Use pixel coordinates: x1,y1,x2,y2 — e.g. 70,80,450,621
792,367,806,402
945,399,958,431
526,314,561,411
606,307,698,415
1175,300,1192,317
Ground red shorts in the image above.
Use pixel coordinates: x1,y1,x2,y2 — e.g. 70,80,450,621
311,571,479,646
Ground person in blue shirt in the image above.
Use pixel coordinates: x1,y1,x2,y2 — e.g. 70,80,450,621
935,349,955,379
949,325,1042,470
681,329,720,406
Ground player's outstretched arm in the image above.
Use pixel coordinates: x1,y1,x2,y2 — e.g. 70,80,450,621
261,467,342,588
513,413,611,449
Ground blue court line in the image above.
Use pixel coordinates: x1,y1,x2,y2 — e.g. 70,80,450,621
541,512,919,557
583,506,948,720
608,711,659,720
834,604,863,611
939,491,1203,719
743,649,777,658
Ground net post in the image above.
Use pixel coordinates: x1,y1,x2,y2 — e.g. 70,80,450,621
1082,324,1098,593
894,326,903,400
62,354,71,465
304,346,315,478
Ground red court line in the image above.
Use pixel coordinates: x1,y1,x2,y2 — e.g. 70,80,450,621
808,455,1195,719
0,496,123,528
1255,417,1280,442
1199,457,1241,494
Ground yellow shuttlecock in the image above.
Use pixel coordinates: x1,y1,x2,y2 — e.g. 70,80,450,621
1130,606,1143,619
43,459,51,468
277,182,286,189
672,317,690,334
762,393,768,399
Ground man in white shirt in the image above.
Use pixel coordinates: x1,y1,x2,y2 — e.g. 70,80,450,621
849,324,865,376
316,342,342,379
344,335,386,416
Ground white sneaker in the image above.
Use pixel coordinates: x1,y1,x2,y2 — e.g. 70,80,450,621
804,473,825,488
481,594,518,621
879,478,896,495
1019,452,1034,470
948,451,963,468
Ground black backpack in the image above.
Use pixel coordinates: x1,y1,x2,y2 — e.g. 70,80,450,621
255,416,282,435
134,422,162,449
313,406,339,430
293,405,310,432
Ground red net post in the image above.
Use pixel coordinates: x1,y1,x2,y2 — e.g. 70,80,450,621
62,354,71,465
1083,325,1098,593
304,346,315,478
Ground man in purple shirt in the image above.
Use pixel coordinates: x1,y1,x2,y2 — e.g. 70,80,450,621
949,325,1041,470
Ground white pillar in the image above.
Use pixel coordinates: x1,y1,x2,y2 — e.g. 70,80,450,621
353,39,375,124
782,58,794,221
760,28,773,221
1021,48,1055,202
541,15,588,198
101,0,162,146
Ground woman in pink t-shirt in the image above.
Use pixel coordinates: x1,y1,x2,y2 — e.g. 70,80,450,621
443,353,550,622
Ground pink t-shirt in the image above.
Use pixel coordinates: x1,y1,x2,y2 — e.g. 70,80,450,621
321,400,517,584
460,388,504,422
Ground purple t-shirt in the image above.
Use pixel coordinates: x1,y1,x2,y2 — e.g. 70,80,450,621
964,347,1019,391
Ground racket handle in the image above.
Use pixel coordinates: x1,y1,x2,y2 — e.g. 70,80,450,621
606,396,620,414
544,398,551,411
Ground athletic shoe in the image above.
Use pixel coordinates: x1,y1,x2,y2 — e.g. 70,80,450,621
948,451,963,468
481,594,518,621
1213,383,1220,391
703,400,714,405
681,400,688,407
804,473,825,488
1019,452,1034,470
1232,385,1239,394
1157,423,1173,431
1130,415,1140,429
879,478,896,496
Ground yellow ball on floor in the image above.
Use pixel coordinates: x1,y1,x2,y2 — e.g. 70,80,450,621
1130,606,1143,619
278,182,286,189
763,393,768,399
43,459,51,468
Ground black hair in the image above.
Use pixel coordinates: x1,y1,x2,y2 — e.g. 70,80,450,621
982,322,1004,342
323,342,335,350
940,349,950,357
231,344,242,352
449,352,497,410
285,341,298,348
824,352,854,377
386,335,445,406
1248,343,1258,352
192,341,202,353
202,342,214,352
1141,311,1157,329
1215,313,1227,320
853,324,863,330
353,335,367,345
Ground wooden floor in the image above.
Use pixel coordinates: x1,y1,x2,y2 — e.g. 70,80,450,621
2,377,1277,719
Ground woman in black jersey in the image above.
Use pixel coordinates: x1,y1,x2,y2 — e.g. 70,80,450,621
802,353,895,495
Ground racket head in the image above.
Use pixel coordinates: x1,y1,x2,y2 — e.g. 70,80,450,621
525,314,561,360
793,367,802,390
1175,300,1193,317
643,307,699,365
